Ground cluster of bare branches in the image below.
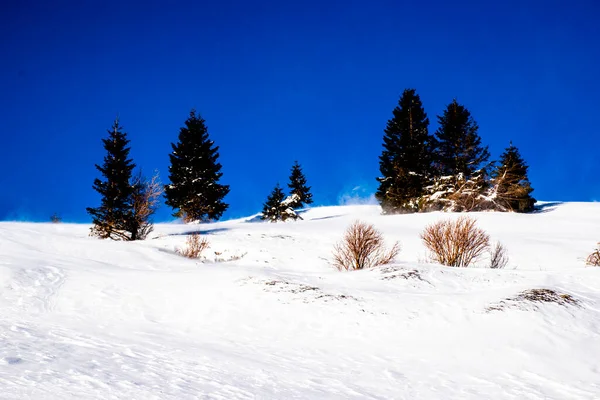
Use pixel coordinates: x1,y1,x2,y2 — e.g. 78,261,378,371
489,241,509,269
333,220,400,271
587,244,600,266
131,171,163,240
421,216,490,267
178,233,210,259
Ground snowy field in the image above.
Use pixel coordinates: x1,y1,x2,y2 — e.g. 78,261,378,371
1,202,599,399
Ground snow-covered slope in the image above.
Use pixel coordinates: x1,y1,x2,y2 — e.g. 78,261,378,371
0,203,599,399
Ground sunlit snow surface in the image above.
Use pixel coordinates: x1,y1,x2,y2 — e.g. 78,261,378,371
0,202,599,399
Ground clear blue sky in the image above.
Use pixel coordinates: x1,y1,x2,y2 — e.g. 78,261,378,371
1,0,599,222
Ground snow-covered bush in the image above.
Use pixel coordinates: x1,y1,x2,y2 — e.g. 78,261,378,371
421,216,490,267
177,233,210,259
333,220,400,271
420,172,495,212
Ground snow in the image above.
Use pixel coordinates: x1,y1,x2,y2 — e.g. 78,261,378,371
1,202,600,399
281,193,300,207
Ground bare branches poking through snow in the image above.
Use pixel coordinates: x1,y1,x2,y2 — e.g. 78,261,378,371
421,216,490,267
333,220,400,271
489,242,509,269
177,233,210,259
586,244,600,266
132,170,163,240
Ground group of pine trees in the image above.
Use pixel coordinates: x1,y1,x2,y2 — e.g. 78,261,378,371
88,91,536,241
261,161,313,222
87,111,229,240
376,89,535,214
87,110,313,240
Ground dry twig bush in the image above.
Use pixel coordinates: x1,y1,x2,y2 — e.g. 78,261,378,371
489,241,509,269
333,220,401,271
131,171,163,240
421,216,490,267
178,233,210,259
586,245,600,266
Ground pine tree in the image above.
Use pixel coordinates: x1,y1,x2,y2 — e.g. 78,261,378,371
375,89,436,213
435,99,490,178
261,184,286,222
491,143,535,212
165,110,230,222
261,184,299,222
287,161,313,209
86,118,136,240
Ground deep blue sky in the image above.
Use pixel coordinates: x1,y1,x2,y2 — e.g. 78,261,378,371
1,0,599,222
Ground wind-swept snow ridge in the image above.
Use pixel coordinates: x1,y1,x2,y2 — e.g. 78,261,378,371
0,203,599,399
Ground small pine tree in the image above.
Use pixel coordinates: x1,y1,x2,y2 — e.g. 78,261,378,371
435,99,490,178
491,143,535,212
86,118,136,240
165,110,230,222
376,89,436,214
261,184,298,222
287,161,313,209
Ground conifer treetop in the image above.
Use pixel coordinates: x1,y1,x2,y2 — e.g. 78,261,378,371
287,161,313,209
165,109,229,222
490,142,535,212
87,118,137,240
435,99,490,178
376,88,436,214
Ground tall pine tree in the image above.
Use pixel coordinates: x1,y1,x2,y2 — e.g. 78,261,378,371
435,99,490,178
491,142,535,212
287,161,313,209
86,118,136,240
375,89,436,213
165,110,230,222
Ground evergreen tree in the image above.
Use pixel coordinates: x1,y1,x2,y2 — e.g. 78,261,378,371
434,99,490,178
491,143,535,212
261,184,286,222
287,161,313,209
165,110,230,222
86,118,136,240
375,89,436,213
261,184,299,222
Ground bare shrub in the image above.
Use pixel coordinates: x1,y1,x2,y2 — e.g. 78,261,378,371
333,220,401,271
420,216,490,267
489,242,509,269
131,170,163,240
586,244,600,266
178,233,210,259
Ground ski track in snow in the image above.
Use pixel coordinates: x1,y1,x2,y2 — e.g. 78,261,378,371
0,203,599,399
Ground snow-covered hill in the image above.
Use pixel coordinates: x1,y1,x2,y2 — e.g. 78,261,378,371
0,203,599,399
